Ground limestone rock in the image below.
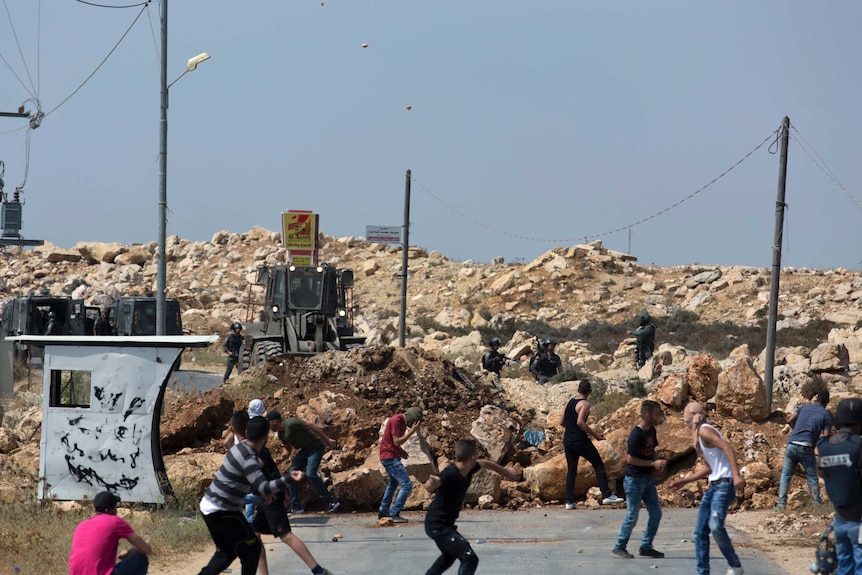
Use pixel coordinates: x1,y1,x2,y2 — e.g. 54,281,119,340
809,343,849,373
470,405,520,463
716,357,768,422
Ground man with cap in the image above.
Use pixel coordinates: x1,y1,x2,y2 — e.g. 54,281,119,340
69,491,152,575
378,406,423,523
817,397,862,574
267,410,340,514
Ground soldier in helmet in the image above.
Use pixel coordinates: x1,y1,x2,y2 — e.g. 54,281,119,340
44,310,62,335
817,397,862,573
529,338,562,385
223,322,244,383
481,337,507,375
630,313,656,368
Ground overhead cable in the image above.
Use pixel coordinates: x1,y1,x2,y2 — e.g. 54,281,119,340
789,124,862,214
411,128,779,244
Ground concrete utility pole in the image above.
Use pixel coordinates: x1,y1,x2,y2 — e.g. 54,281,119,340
156,0,169,335
398,169,411,347
764,116,790,411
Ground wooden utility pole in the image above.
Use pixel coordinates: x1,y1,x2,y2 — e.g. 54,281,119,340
764,116,790,411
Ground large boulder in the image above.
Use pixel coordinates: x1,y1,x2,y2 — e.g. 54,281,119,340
687,354,721,401
332,467,388,508
809,343,849,373
164,451,224,498
715,357,769,422
470,405,520,463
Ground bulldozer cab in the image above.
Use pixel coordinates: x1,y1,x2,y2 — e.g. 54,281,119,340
240,263,364,369
112,296,183,336
0,294,88,362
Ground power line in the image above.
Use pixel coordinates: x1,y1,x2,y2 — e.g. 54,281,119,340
2,0,37,97
411,128,779,244
75,0,149,8
44,4,148,118
789,124,862,214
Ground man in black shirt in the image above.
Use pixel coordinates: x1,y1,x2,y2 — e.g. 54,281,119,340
612,399,667,559
423,440,520,575
561,380,623,509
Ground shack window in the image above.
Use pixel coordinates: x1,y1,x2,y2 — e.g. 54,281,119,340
49,369,92,408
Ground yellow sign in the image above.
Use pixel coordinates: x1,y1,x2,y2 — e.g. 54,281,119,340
282,212,317,250
291,255,312,266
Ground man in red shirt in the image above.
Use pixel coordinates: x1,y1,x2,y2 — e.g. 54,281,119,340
69,491,152,575
378,406,423,523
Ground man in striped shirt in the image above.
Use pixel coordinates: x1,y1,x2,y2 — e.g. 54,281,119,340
197,416,301,575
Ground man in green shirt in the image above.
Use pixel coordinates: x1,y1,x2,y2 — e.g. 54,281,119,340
267,411,340,514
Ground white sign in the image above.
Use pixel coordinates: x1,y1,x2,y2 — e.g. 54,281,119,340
366,225,401,244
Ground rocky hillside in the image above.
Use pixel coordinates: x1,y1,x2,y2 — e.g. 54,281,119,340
1,228,861,521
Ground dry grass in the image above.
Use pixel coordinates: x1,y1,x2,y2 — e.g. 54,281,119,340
0,490,210,574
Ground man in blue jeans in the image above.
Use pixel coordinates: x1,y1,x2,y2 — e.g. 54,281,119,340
669,402,746,575
817,397,862,575
776,389,831,509
267,410,340,514
378,407,423,523
612,400,667,559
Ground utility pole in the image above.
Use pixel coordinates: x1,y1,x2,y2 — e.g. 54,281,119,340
156,0,169,335
398,169,411,347
764,116,790,411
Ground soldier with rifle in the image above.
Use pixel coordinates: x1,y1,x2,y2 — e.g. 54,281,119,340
481,337,509,375
530,338,562,385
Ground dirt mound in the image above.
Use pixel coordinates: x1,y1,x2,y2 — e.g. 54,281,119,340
161,346,528,471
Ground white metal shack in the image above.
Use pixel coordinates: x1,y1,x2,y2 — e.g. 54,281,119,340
9,335,217,504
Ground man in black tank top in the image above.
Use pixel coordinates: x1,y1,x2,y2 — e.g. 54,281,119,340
561,380,623,509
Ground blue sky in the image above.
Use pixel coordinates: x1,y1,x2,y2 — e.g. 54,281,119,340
0,1,860,268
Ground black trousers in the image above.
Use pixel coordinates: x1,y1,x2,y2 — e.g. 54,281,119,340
198,510,262,575
564,440,612,503
425,525,479,575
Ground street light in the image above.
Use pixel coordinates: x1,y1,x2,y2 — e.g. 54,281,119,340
157,0,210,335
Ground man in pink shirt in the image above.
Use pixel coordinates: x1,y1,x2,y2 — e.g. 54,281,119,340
378,406,423,523
69,491,152,575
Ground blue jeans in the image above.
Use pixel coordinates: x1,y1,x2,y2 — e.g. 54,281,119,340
693,480,741,575
288,443,334,509
379,458,413,516
833,516,862,575
113,553,149,575
777,443,820,505
615,475,662,551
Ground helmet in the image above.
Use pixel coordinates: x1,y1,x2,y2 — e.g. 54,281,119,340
47,311,55,318
543,338,557,347
639,313,652,326
810,524,838,574
490,337,501,347
835,398,862,427
231,322,243,331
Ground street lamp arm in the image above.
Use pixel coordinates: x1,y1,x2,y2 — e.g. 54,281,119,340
167,53,211,89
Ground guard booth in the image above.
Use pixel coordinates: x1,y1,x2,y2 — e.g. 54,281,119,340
8,335,217,504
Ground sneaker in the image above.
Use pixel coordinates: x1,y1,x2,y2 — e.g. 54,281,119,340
378,511,389,519
602,494,624,505
612,547,634,559
325,500,341,513
772,504,785,511
389,514,408,523
639,547,665,558
318,569,333,575
289,506,305,515
565,502,576,510
726,568,744,575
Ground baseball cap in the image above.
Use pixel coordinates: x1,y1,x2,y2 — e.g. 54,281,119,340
93,491,120,512
265,410,283,421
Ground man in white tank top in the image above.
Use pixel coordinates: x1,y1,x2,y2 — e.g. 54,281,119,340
668,402,746,575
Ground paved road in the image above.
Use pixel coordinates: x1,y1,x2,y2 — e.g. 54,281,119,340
249,507,791,574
